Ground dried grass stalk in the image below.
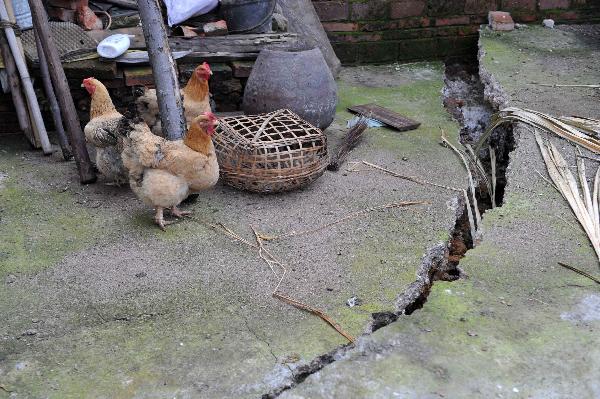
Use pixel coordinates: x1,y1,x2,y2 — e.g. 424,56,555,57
328,116,369,171
477,107,600,154
534,132,600,265
441,130,481,231
489,145,497,207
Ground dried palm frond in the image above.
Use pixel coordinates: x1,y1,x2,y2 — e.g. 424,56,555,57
558,116,600,138
476,107,600,154
534,132,600,265
465,144,496,208
489,146,497,206
328,116,369,171
441,130,481,235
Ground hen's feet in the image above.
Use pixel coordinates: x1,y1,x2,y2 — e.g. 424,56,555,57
154,207,174,231
170,206,192,218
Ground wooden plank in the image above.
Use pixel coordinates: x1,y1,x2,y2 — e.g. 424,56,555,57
29,0,97,183
180,51,258,63
347,104,421,132
169,33,301,54
86,27,146,48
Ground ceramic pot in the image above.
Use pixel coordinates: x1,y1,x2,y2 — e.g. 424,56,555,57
243,48,337,129
220,0,276,34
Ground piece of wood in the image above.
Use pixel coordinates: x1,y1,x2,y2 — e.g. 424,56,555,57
169,33,301,54
278,0,341,78
86,26,146,48
137,0,185,141
0,0,52,154
35,30,72,161
109,49,191,64
4,0,44,149
28,0,96,183
347,104,421,132
0,32,35,146
181,51,257,63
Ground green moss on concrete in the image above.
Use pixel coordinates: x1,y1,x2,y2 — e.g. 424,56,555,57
0,178,99,278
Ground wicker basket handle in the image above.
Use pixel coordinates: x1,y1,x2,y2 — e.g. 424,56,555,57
251,109,286,142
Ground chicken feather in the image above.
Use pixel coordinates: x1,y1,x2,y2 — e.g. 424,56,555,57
116,113,219,230
82,78,128,185
136,62,212,136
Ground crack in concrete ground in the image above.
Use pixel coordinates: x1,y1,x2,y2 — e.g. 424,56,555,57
263,52,517,399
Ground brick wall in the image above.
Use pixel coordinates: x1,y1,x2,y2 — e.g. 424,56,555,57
312,0,600,64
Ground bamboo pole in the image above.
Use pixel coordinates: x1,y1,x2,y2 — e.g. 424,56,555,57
3,0,41,148
0,0,52,154
34,30,71,161
0,31,34,146
28,0,96,183
137,0,185,141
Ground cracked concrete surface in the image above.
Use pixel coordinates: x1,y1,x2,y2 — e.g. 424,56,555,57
280,25,600,398
4,25,598,399
0,63,465,398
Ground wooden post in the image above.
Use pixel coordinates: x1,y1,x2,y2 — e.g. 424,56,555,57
34,30,72,161
0,32,35,146
27,0,96,183
137,0,185,141
0,0,52,154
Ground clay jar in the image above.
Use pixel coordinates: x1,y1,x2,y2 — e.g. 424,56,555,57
243,48,338,129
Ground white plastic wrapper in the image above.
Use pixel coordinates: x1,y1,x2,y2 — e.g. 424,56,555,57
164,0,219,27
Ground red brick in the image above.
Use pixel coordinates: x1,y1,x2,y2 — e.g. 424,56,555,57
514,13,537,21
435,15,471,25
488,10,515,29
501,0,536,10
358,20,398,31
458,24,481,35
389,0,426,19
539,0,570,9
231,61,254,78
203,20,228,36
313,1,349,21
464,0,498,14
555,10,579,19
322,22,358,31
350,0,389,20
124,67,154,87
470,14,488,23
47,6,75,22
390,16,429,29
77,5,103,30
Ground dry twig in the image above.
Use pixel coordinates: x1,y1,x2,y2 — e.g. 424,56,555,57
441,129,482,232
260,201,428,241
359,160,477,240
558,262,600,285
328,116,369,171
191,216,355,343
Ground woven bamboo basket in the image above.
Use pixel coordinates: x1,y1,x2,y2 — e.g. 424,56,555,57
213,109,328,193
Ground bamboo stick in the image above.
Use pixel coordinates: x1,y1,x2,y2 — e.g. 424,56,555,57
34,30,71,161
0,31,34,146
28,0,96,183
3,0,42,147
137,0,186,141
0,0,52,154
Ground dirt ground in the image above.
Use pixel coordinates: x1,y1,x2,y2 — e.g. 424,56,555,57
2,24,599,399
0,62,465,398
